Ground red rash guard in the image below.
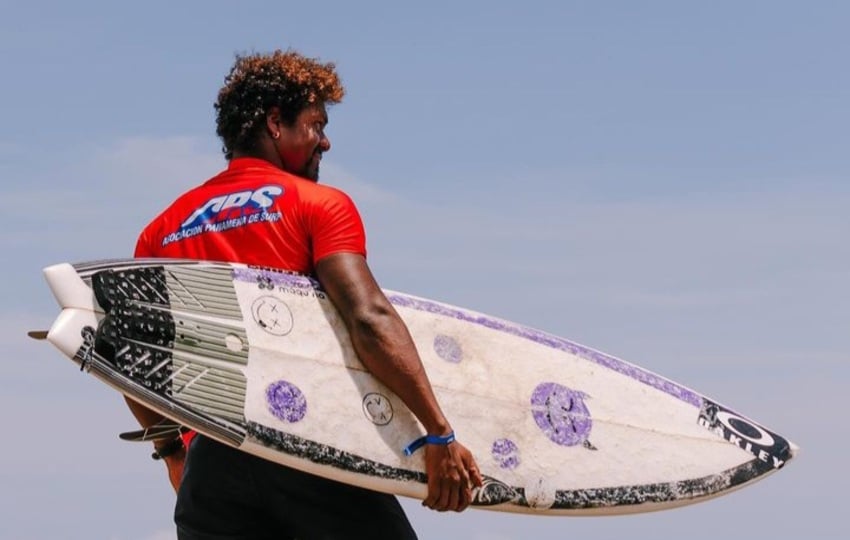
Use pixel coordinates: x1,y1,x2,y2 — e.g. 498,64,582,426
134,157,367,446
136,157,366,268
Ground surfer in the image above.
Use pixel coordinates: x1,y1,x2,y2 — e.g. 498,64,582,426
129,49,483,538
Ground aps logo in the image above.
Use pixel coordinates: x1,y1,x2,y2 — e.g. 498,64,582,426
181,185,284,228
162,185,285,247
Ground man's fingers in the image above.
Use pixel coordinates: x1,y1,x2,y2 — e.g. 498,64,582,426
422,442,481,512
423,467,440,508
448,479,462,511
434,480,452,512
465,455,484,487
456,483,472,512
456,463,471,491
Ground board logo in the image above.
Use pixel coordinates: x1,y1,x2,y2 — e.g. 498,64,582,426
251,296,294,336
162,185,284,247
698,400,791,469
362,392,393,425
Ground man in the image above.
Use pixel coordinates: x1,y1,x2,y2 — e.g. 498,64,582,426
131,50,482,538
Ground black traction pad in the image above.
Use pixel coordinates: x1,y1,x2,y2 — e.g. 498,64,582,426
91,267,177,392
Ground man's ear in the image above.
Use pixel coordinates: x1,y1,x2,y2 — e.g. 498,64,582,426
265,106,282,134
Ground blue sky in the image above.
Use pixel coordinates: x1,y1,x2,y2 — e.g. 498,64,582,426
1,1,846,538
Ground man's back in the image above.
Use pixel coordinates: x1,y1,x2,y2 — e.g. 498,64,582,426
135,157,365,272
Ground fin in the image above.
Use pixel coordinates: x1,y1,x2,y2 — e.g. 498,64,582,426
27,330,48,340
119,419,185,442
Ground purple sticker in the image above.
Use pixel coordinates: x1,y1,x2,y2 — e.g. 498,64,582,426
266,380,307,423
492,438,521,470
434,335,462,363
531,382,592,447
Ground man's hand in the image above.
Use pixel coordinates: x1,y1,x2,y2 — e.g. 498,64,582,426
422,440,483,512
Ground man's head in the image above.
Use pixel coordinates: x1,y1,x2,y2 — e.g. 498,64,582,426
215,50,345,180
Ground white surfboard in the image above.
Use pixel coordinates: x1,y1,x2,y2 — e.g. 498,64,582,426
41,258,797,515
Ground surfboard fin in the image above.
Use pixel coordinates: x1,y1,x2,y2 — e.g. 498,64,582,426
119,419,186,442
27,330,48,340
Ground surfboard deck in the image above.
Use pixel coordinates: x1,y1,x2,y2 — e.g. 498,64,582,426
41,258,797,515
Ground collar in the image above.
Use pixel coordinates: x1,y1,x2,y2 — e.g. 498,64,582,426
226,157,281,172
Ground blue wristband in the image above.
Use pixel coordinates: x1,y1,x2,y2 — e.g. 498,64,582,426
403,431,456,456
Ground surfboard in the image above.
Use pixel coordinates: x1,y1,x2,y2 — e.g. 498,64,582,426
41,258,797,515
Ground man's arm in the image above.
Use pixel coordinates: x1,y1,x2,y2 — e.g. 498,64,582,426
124,397,186,492
316,252,483,512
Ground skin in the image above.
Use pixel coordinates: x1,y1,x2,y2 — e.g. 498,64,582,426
128,100,483,512
261,103,330,182
125,397,186,490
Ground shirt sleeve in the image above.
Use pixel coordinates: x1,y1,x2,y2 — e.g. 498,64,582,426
134,228,155,258
307,187,367,264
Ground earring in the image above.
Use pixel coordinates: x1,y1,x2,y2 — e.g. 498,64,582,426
272,132,280,139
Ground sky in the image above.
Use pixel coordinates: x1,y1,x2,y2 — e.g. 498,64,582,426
1,0,847,538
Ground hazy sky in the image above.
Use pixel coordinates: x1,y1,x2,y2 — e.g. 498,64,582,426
1,1,846,538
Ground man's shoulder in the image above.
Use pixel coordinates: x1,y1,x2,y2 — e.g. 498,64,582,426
295,178,354,206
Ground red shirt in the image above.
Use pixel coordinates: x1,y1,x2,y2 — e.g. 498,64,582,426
135,157,367,270
135,157,367,450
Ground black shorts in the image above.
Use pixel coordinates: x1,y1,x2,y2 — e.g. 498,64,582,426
175,435,417,540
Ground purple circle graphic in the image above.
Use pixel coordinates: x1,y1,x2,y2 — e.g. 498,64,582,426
433,335,463,363
491,438,521,470
530,382,592,447
266,380,307,423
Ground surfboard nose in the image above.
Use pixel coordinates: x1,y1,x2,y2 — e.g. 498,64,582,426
43,263,99,311
788,440,801,459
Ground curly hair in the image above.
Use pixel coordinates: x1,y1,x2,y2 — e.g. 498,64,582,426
214,50,345,159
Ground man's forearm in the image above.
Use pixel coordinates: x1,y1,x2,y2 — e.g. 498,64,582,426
316,253,452,436
347,305,451,436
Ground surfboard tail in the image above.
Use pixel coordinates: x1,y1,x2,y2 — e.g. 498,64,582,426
46,308,99,366
43,263,98,311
